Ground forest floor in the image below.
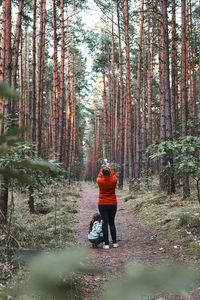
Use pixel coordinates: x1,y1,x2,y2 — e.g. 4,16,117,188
75,182,200,300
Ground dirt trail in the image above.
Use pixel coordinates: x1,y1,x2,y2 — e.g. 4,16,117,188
75,182,184,299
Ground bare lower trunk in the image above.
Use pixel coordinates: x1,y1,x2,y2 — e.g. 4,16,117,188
0,179,8,224
28,186,35,214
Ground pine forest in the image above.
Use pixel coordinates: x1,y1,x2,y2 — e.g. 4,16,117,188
0,0,200,299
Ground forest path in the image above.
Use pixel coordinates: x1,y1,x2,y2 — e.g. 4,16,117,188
75,182,184,299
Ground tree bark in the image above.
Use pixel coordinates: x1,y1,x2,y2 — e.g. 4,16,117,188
188,0,196,121
171,0,179,136
141,38,147,169
12,0,24,89
58,0,65,162
135,0,144,179
4,0,12,121
103,69,108,158
65,14,71,169
122,0,132,178
147,8,154,146
0,0,11,224
32,0,37,141
36,0,46,156
117,0,124,188
111,2,115,162
181,0,190,198
53,0,59,155
159,0,174,193
0,0,6,135
28,186,35,214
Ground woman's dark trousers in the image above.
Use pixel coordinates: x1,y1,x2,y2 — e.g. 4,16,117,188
98,205,117,245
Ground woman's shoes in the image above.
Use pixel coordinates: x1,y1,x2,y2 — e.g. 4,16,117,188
103,245,109,249
103,243,119,249
92,243,97,248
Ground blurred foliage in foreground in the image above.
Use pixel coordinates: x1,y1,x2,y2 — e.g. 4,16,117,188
102,262,199,300
16,248,98,300
4,249,198,300
0,81,19,100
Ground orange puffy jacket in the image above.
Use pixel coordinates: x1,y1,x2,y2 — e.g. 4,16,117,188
97,168,117,205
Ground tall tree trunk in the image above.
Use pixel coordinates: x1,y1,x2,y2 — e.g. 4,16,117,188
117,0,124,188
111,2,115,162
122,0,132,178
19,35,23,128
188,0,196,121
198,30,200,119
32,0,37,141
161,0,174,194
103,69,108,158
0,0,11,224
171,0,179,136
0,0,6,135
161,0,172,142
36,0,46,156
11,0,24,120
48,89,53,151
58,0,65,162
115,83,118,162
65,14,71,169
108,68,112,161
135,0,144,180
157,0,166,188
147,8,154,146
4,0,12,121
71,50,76,170
12,0,24,89
141,39,147,169
53,0,59,155
181,0,190,198
68,51,75,180
39,0,46,156
24,30,30,139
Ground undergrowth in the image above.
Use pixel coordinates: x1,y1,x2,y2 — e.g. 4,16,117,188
119,178,200,260
0,181,83,299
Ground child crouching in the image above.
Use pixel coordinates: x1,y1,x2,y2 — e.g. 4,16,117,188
88,213,104,248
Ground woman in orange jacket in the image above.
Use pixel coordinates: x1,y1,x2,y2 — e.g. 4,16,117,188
97,165,118,249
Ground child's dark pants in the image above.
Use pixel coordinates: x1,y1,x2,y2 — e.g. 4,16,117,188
89,236,104,245
98,204,117,245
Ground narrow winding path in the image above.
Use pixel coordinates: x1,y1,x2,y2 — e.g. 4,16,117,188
75,183,184,299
